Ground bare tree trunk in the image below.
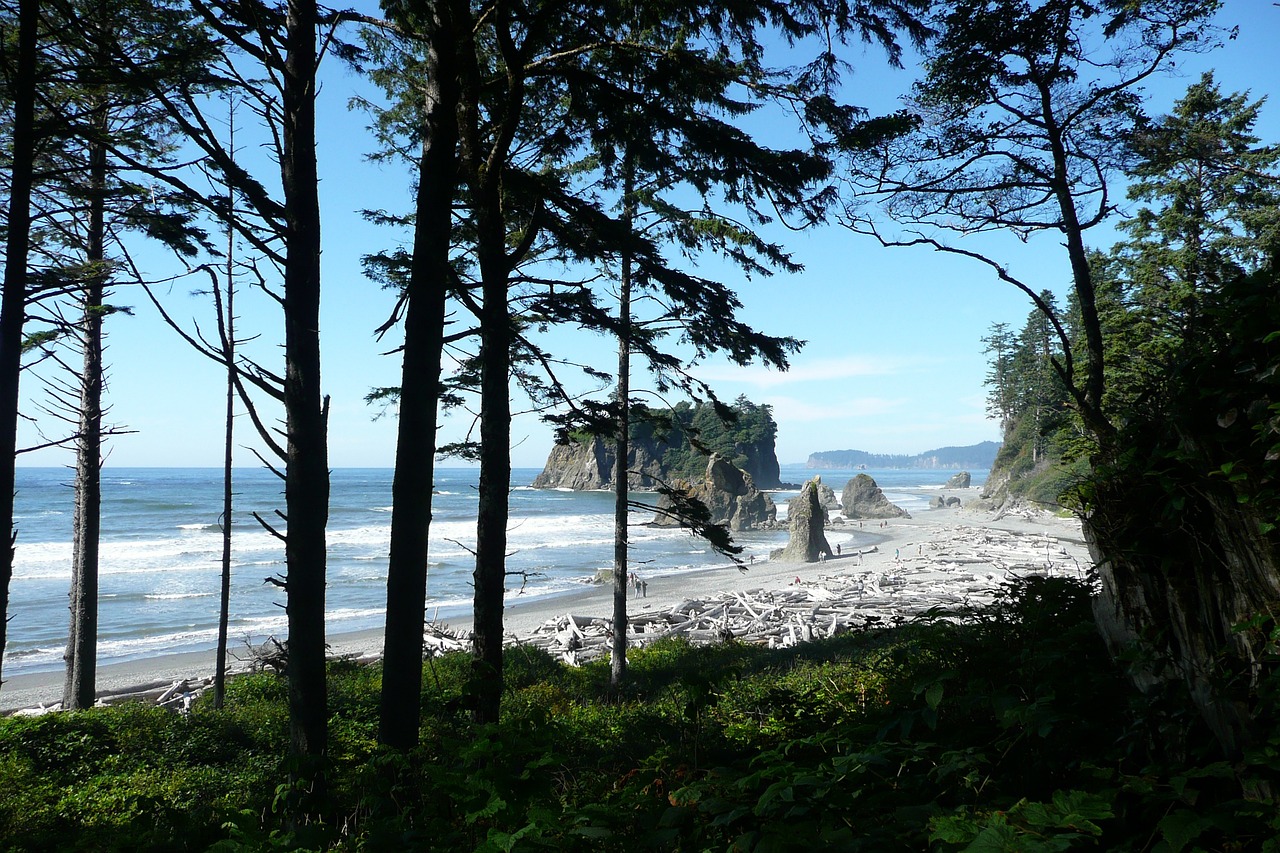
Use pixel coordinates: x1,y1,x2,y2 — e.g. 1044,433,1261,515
63,128,108,711
610,161,635,688
378,0,460,750
471,249,511,726
280,0,329,770
214,134,236,709
0,0,40,693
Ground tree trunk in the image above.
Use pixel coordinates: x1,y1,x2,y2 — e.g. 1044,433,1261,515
0,0,40,693
610,161,635,688
214,161,236,710
63,128,108,710
281,0,329,769
378,0,460,750
470,243,511,726
1086,436,1280,763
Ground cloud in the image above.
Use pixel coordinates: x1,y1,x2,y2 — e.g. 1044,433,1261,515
694,354,929,387
762,395,906,423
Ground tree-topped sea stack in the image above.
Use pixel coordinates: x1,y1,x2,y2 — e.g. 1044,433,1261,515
773,478,832,563
842,474,910,519
533,397,782,490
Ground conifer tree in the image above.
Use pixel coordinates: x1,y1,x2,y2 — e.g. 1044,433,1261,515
851,0,1280,762
0,0,40,691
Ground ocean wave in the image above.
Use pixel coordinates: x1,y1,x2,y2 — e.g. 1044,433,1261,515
144,592,214,601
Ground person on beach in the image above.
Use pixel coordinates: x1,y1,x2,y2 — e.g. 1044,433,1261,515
836,544,841,556
641,580,648,598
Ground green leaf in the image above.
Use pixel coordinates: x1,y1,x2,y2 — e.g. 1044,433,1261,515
1157,809,1213,852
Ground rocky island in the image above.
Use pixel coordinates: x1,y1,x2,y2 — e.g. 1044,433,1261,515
532,398,782,491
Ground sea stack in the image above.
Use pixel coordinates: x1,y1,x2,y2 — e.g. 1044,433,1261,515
772,478,832,562
841,474,911,519
653,454,776,531
943,471,972,489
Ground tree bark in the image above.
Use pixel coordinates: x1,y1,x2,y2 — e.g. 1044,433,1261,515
280,0,329,768
1086,435,1280,764
0,0,40,693
214,144,236,710
63,126,108,711
378,0,460,750
610,160,635,688
470,223,511,726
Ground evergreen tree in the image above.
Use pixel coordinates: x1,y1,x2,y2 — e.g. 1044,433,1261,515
0,0,40,691
846,0,1280,762
1121,72,1280,328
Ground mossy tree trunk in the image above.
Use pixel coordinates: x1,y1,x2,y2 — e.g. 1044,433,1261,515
1086,448,1280,761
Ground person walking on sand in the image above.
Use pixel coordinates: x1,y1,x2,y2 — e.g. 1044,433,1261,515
641,580,648,598
836,543,841,556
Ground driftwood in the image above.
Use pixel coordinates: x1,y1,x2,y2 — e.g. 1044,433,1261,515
513,524,1088,666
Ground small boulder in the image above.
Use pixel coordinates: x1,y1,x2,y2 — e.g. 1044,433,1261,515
841,474,911,519
945,496,962,508
929,495,946,509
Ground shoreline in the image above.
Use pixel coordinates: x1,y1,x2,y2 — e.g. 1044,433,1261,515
1,489,1087,714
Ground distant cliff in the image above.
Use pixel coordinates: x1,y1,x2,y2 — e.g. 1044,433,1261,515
533,398,782,490
807,441,1001,471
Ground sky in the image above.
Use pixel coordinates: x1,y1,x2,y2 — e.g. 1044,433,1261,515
15,2,1280,471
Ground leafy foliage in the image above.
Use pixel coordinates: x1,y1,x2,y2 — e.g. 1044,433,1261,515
4,578,1278,851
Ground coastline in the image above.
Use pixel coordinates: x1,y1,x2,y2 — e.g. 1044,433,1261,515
1,488,1089,714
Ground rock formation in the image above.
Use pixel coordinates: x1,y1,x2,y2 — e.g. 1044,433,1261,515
532,399,783,490
653,454,776,531
841,474,911,519
531,436,667,490
943,471,972,489
772,478,832,562
814,478,840,510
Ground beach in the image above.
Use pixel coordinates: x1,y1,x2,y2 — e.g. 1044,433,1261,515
0,488,1090,714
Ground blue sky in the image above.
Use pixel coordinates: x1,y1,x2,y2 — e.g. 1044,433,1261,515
16,2,1279,470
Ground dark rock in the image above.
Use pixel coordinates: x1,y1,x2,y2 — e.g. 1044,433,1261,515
945,496,962,508
653,454,776,531
773,478,832,562
531,436,668,490
930,495,946,509
943,471,972,489
814,478,840,509
841,474,911,519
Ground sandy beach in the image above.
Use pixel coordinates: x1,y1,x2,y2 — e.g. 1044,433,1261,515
0,488,1090,714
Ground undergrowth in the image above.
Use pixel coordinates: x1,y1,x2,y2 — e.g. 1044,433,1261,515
1,576,1277,851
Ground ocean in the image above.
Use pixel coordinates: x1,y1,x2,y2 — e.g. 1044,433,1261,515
2,464,985,677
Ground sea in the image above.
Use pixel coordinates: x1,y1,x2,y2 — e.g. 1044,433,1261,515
2,464,986,677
